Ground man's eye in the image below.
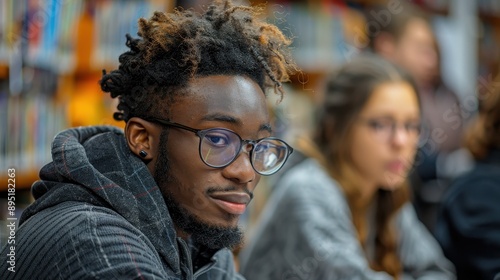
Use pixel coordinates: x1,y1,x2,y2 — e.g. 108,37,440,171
205,134,229,146
254,142,273,153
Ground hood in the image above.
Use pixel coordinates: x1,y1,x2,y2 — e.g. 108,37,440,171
21,126,181,273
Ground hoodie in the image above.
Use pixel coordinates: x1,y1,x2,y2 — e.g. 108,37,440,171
0,126,243,280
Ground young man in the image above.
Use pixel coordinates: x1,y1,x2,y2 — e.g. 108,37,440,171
0,1,295,278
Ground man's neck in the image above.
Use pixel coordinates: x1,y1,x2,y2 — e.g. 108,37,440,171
175,226,190,241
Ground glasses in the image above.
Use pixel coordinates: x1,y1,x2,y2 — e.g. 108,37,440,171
359,118,421,142
144,117,294,176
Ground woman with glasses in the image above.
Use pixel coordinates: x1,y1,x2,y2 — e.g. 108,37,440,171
239,54,455,279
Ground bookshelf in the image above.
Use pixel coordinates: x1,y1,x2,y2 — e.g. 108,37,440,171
0,0,173,191
266,1,368,73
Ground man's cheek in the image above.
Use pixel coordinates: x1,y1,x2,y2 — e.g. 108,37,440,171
189,186,210,211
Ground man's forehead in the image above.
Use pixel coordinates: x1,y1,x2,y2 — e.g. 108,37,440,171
168,75,270,128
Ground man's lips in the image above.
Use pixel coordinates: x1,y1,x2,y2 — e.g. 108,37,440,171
209,192,251,215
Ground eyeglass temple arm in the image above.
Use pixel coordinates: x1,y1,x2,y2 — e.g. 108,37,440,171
143,117,200,134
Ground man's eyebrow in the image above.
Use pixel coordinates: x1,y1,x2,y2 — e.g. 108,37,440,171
202,113,272,133
202,113,240,124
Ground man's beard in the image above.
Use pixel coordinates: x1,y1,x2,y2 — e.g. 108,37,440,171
153,129,243,250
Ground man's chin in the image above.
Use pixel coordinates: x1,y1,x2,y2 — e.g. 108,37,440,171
189,223,244,250
164,193,244,250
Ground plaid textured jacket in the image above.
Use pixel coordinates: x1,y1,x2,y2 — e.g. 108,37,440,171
0,126,244,280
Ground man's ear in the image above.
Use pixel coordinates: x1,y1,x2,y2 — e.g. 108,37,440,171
124,117,160,161
373,32,396,59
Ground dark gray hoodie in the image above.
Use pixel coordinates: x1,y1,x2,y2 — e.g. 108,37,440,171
0,126,243,280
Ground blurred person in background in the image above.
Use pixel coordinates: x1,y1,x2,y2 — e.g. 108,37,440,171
239,54,455,280
435,76,500,280
367,1,466,232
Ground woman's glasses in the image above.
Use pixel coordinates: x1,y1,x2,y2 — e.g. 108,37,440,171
359,117,421,143
144,117,293,176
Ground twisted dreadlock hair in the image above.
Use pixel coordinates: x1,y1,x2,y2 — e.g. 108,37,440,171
100,0,295,122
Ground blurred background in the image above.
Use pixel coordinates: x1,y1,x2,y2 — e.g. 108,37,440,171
0,0,499,246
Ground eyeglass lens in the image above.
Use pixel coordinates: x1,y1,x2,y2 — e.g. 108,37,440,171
199,128,289,175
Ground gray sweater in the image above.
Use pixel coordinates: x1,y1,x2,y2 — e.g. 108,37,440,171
0,126,243,280
240,158,455,280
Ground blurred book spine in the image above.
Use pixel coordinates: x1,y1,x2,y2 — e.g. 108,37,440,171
267,2,351,73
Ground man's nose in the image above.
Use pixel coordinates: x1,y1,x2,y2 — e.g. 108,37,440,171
221,151,256,184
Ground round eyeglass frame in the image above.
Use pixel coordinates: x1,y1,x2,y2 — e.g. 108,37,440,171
143,117,294,175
